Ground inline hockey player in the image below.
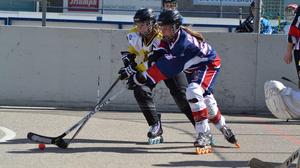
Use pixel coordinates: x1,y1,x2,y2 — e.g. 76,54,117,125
118,8,195,145
130,10,240,154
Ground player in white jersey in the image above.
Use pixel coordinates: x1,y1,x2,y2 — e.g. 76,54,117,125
283,6,300,88
118,8,195,145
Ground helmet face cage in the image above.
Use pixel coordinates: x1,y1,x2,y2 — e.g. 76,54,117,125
133,8,156,37
158,10,182,42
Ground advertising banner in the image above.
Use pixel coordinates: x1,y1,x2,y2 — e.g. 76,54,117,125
193,0,252,6
68,0,99,12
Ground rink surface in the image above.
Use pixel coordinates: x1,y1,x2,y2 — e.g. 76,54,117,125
0,107,300,168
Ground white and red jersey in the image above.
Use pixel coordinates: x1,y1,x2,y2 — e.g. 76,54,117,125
288,7,300,50
145,28,221,84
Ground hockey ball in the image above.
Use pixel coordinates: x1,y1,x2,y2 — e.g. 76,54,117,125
38,143,46,150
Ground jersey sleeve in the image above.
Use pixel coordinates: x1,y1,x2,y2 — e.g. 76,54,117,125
126,27,139,55
288,10,300,44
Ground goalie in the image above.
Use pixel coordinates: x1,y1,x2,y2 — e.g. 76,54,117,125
264,80,300,120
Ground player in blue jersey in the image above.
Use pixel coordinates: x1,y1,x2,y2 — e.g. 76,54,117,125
131,10,240,154
118,8,195,145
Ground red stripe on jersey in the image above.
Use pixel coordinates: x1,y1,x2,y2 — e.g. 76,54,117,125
192,108,208,122
147,64,167,83
201,67,217,90
289,26,300,38
158,41,169,50
211,54,221,68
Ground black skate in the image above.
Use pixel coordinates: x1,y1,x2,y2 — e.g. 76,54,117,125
147,121,163,145
194,131,213,155
220,125,240,148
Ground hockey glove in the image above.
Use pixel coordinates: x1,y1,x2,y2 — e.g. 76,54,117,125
120,51,136,67
118,65,137,80
133,72,147,85
127,72,155,89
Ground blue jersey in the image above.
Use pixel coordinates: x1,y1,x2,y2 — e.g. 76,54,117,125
146,28,221,84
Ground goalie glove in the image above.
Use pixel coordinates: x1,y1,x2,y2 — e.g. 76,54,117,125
118,65,137,80
120,51,136,67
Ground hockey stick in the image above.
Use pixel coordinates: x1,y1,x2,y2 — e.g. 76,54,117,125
27,77,122,149
249,148,300,168
281,76,297,86
239,8,243,25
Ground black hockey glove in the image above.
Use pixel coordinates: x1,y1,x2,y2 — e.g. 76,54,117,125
148,50,165,66
118,65,137,80
120,51,136,67
127,72,155,90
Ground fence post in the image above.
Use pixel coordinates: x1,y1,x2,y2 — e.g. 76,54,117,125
254,0,261,33
42,0,47,26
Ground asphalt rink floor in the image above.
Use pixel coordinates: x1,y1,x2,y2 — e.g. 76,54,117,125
0,107,300,168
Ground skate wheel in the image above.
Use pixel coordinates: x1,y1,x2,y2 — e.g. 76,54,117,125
148,136,163,145
210,137,217,146
195,147,212,155
235,143,240,148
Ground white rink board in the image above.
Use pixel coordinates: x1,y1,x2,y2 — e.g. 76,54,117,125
0,26,294,113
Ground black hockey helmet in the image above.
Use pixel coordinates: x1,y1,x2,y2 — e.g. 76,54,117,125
158,9,182,27
133,8,156,23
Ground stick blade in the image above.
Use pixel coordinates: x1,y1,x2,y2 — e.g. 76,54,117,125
27,132,54,144
249,158,279,168
27,132,68,149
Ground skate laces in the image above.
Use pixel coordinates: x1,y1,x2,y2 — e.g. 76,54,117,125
196,132,211,145
149,122,161,134
220,126,233,139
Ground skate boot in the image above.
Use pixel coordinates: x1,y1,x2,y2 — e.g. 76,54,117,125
194,131,213,155
209,134,217,146
220,125,240,148
147,121,163,145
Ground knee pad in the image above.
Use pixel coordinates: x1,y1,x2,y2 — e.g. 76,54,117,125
204,94,219,119
185,83,206,112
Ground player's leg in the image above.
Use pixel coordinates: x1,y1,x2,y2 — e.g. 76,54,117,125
163,71,195,126
185,82,212,154
196,67,239,147
133,85,163,144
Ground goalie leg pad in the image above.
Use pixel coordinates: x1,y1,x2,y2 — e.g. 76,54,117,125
264,80,294,119
281,87,300,118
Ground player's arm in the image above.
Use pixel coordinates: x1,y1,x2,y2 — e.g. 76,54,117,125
141,43,203,85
